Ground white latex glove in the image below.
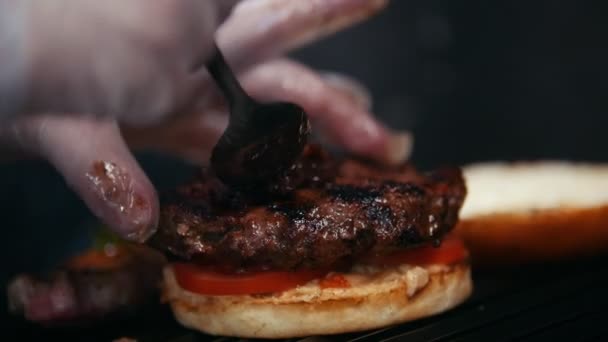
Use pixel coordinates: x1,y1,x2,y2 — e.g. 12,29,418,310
0,0,412,242
0,0,247,122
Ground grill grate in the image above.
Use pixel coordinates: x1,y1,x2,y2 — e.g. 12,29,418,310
7,257,608,341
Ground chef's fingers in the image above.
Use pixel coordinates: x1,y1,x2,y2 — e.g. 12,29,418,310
216,0,383,113
120,0,390,122
319,72,373,111
241,59,412,164
218,0,389,69
1,116,158,242
122,60,411,166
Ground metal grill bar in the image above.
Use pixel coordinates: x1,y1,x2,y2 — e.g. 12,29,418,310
365,268,601,342
448,286,605,341
518,311,608,342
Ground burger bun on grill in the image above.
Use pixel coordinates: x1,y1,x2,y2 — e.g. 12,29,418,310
456,161,608,266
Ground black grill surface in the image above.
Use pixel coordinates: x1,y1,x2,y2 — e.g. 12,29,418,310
6,257,608,341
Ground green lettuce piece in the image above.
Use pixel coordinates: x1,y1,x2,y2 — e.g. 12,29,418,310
92,227,125,251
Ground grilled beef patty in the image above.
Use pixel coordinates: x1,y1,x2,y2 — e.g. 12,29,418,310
150,145,467,271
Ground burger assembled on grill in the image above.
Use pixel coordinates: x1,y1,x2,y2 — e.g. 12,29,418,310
150,145,472,338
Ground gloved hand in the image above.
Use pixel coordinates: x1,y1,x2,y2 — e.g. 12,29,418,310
0,0,241,121
0,0,412,242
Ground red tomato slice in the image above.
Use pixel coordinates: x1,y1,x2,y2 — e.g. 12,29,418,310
172,263,328,296
173,237,468,296
368,236,468,267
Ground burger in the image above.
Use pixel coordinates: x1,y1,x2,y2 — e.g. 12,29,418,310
11,155,608,336
149,144,473,338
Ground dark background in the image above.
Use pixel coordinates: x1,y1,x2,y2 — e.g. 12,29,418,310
1,0,607,317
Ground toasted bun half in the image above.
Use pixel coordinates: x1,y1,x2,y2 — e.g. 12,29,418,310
456,162,608,266
162,261,472,339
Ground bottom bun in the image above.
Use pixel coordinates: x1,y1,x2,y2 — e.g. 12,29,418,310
162,261,472,339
